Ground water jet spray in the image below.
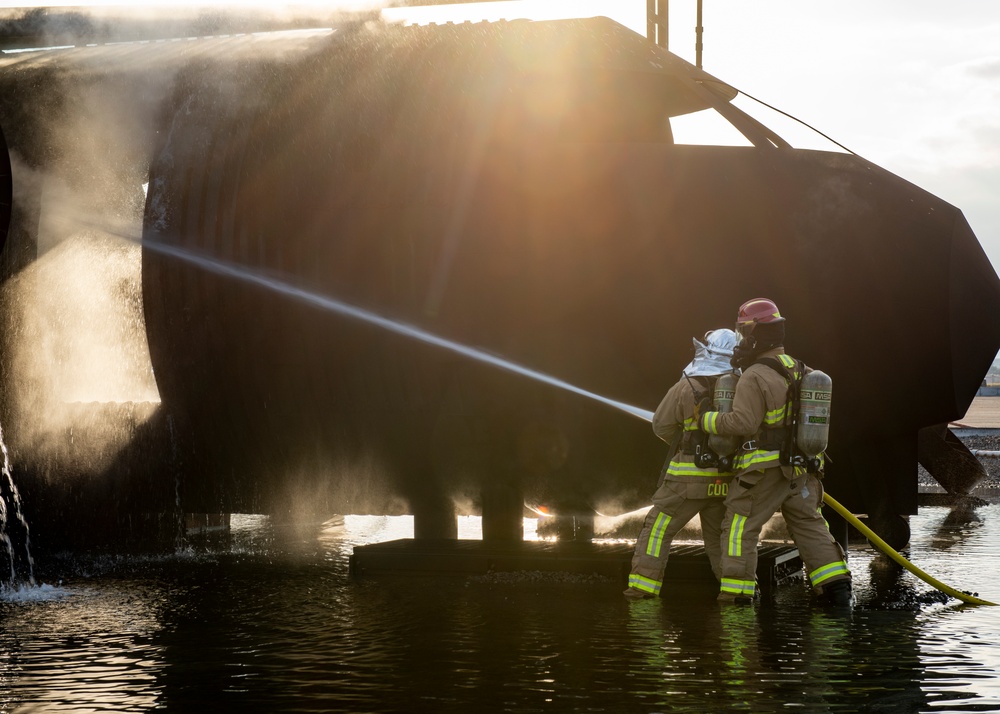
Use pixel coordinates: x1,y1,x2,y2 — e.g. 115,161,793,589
137,234,655,424
0,420,35,587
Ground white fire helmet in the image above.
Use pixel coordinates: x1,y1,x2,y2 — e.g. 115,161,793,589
682,328,739,377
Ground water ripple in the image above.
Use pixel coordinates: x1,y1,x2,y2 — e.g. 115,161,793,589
2,508,1000,711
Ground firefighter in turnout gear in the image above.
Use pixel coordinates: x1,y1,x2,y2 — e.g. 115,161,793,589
699,299,852,606
625,328,740,600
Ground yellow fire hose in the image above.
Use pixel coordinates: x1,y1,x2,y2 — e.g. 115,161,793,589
822,492,996,606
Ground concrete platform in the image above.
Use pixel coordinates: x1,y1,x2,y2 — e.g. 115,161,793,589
350,539,802,593
953,395,1000,430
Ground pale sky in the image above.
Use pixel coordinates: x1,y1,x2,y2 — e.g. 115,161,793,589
662,1,1000,279
657,0,1000,277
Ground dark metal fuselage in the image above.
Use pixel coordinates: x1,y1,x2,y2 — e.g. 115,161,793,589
1,16,997,547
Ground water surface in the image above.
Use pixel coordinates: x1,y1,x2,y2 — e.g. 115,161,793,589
4,506,1000,712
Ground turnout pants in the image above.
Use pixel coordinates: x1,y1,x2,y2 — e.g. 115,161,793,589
719,468,850,598
628,480,727,596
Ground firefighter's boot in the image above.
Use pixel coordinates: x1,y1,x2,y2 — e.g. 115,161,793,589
623,587,654,601
817,579,853,607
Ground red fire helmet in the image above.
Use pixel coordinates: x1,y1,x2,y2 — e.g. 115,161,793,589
735,298,784,338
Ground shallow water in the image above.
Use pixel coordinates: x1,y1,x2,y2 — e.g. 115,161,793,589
3,506,1000,713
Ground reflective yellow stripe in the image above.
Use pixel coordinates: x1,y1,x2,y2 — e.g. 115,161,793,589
646,512,672,558
629,574,662,594
735,450,782,471
728,514,746,557
701,411,719,433
810,561,850,586
763,404,787,425
720,578,755,596
777,354,802,379
667,459,726,478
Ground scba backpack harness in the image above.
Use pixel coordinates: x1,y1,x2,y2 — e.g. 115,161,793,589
754,356,832,473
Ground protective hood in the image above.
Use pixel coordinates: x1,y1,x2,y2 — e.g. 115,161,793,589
682,328,739,377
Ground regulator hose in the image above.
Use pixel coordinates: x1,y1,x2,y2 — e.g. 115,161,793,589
822,492,996,606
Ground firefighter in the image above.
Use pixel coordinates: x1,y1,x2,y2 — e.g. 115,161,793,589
698,298,852,606
624,328,740,600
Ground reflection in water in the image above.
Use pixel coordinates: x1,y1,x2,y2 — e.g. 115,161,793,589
0,580,161,712
1,507,999,711
933,500,986,547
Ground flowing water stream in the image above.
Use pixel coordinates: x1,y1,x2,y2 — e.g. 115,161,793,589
0,420,33,589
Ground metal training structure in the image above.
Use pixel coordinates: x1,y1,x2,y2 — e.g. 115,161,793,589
0,3,998,554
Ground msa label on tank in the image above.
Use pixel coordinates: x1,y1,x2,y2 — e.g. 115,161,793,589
714,389,736,400
800,390,832,401
807,416,828,424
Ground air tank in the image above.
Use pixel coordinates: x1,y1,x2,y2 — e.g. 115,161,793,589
708,371,740,457
797,370,832,457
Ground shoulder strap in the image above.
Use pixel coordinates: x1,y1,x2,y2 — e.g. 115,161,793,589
755,355,803,384
755,356,804,447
